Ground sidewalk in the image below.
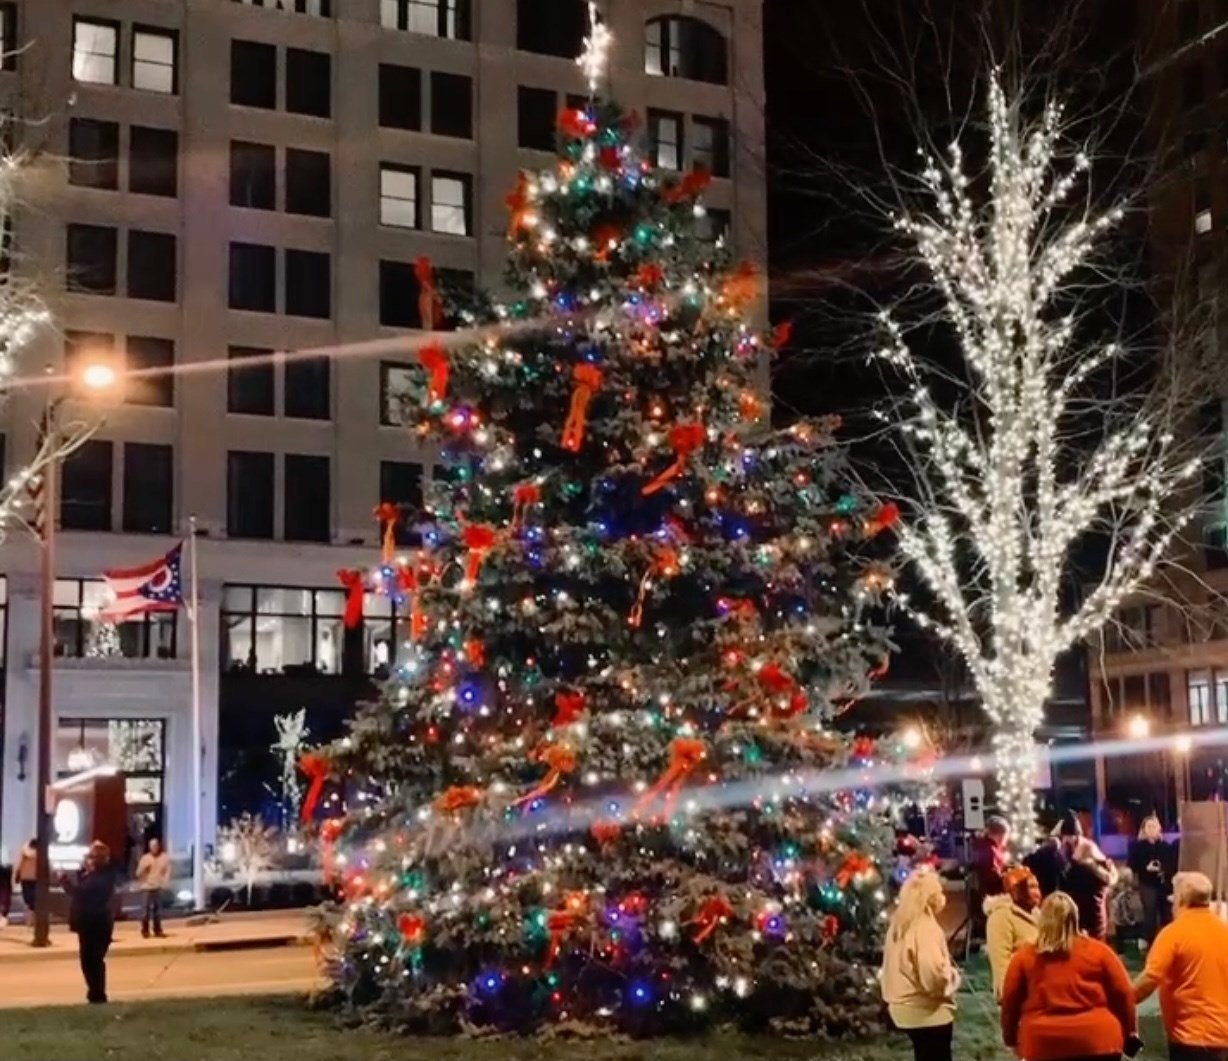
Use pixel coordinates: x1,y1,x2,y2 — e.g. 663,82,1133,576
0,909,311,963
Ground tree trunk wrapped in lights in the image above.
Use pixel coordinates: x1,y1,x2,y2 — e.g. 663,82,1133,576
312,87,931,1035
878,75,1198,844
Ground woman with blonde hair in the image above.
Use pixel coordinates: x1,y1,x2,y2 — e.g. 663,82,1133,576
880,867,960,1061
1001,892,1137,1061
1128,814,1175,946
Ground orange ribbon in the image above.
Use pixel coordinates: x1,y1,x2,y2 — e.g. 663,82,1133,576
544,892,588,966
633,738,706,822
628,546,680,628
552,690,585,728
396,566,427,642
418,342,449,403
511,482,541,532
299,753,330,823
415,256,442,330
462,524,498,584
688,895,734,942
561,364,603,452
642,423,705,496
512,743,576,807
435,785,483,814
721,261,760,311
374,502,399,563
835,852,874,888
464,638,485,669
505,173,530,236
337,568,366,628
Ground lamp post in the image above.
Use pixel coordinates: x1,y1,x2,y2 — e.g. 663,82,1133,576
31,360,117,947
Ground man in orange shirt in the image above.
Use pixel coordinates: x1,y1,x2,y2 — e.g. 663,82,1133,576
1134,872,1228,1061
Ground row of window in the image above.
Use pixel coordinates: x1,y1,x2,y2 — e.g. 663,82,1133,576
69,119,177,197
1100,666,1228,729
61,440,174,535
67,225,176,302
73,19,178,93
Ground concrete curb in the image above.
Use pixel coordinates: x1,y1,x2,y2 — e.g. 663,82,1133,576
0,933,311,964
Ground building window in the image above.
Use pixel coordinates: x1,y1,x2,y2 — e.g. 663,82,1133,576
66,223,117,295
233,0,332,14
125,336,175,407
0,5,16,72
68,117,119,190
284,249,330,319
228,346,274,415
644,16,727,84
431,172,471,235
379,460,423,544
54,584,175,660
430,71,472,138
122,442,173,534
229,241,276,312
692,116,730,177
285,148,330,217
518,86,556,150
379,63,421,130
285,48,330,118
132,27,177,94
129,126,178,197
284,357,329,419
382,0,469,38
127,230,177,302
648,110,682,170
379,263,420,328
516,0,586,57
230,140,276,210
222,585,347,674
73,18,118,85
61,439,113,531
1189,670,1214,726
284,454,330,542
379,164,419,228
231,39,276,109
698,207,731,245
227,451,274,538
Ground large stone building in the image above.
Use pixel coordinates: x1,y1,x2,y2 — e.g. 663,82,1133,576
0,0,766,865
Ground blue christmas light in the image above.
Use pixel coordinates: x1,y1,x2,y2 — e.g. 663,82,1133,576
630,981,652,1005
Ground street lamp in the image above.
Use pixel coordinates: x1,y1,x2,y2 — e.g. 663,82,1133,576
32,359,117,947
1126,713,1151,741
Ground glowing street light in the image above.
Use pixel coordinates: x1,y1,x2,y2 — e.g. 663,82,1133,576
1126,714,1151,741
901,725,924,751
80,361,118,391
1174,733,1193,755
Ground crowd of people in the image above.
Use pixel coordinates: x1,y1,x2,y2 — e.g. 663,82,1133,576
881,812,1228,1061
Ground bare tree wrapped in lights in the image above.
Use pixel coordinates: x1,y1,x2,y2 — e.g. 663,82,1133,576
877,75,1199,842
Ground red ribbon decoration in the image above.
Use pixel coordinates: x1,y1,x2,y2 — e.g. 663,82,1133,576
552,690,585,728
865,501,901,536
557,107,593,139
771,320,794,350
434,785,483,813
688,895,734,942
628,546,679,628
721,261,759,311
299,753,330,823
835,852,874,888
851,735,877,761
590,821,621,847
642,422,706,496
635,262,664,290
462,524,498,584
398,914,426,945
598,145,620,170
414,256,442,330
418,343,449,403
544,892,588,966
465,638,485,669
320,818,343,881
511,482,541,532
822,914,840,944
512,743,577,807
373,502,399,564
337,569,366,629
663,164,712,203
396,566,426,642
719,597,758,622
505,173,530,235
633,738,707,822
561,364,603,452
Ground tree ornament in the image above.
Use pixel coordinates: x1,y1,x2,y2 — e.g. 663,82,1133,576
511,482,542,531
434,785,484,814
628,546,680,628
336,568,366,628
373,502,400,562
414,256,443,330
720,261,759,311
641,422,706,495
298,752,330,823
398,914,427,945
561,363,604,452
864,502,901,536
598,145,620,170
632,737,707,821
557,107,593,140
512,743,577,807
688,895,734,942
552,689,586,728
418,343,450,403
461,523,498,583
663,164,711,204
505,173,531,235
770,320,794,350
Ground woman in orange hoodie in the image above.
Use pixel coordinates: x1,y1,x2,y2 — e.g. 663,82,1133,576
1000,892,1137,1061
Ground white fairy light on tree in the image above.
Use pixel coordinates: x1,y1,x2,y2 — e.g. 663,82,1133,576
878,75,1199,844
577,1,612,95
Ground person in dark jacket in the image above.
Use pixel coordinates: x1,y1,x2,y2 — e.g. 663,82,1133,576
63,841,119,1004
971,817,1011,899
1054,811,1118,941
1023,833,1068,898
1128,815,1176,946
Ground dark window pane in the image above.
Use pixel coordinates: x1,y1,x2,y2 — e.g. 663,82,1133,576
66,223,117,294
379,460,423,545
648,109,682,170
0,4,17,72
127,230,177,302
284,249,330,318
692,116,729,177
379,63,421,130
231,39,276,108
430,71,472,138
230,140,275,210
286,48,330,118
516,0,586,57
125,335,174,407
228,345,274,415
229,242,276,312
285,148,330,217
68,118,118,190
129,125,178,196
61,438,113,531
284,454,330,542
227,451,274,538
517,86,555,150
700,207,731,244
648,17,727,83
284,357,329,419
436,267,474,329
123,442,173,534
379,259,421,328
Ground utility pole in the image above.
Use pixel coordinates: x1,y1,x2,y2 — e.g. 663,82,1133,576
32,399,57,947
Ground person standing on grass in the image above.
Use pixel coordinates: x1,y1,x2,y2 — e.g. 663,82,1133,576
1133,872,1228,1061
1055,812,1118,941
972,816,1012,898
1024,829,1069,899
135,837,170,938
1127,815,1175,948
63,841,119,1005
986,866,1041,1000
1000,892,1136,1061
12,837,38,918
880,867,961,1061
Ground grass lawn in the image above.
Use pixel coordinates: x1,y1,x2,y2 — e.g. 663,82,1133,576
7,971,1168,1061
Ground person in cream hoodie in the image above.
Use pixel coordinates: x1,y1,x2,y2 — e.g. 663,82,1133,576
985,866,1041,999
881,867,962,1061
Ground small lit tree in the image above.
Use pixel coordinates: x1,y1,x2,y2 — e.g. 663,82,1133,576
216,813,277,905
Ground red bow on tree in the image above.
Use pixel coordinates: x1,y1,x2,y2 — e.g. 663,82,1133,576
418,343,449,403
822,914,841,944
635,262,664,289
557,108,592,139
722,261,759,310
771,320,794,350
590,820,621,847
336,569,366,629
512,743,576,807
598,145,620,170
552,690,586,728
642,422,706,496
629,546,680,628
414,257,443,330
851,735,877,761
633,738,707,822
298,753,330,823
465,638,485,669
435,785,483,813
835,852,874,888
395,565,428,642
398,914,426,945
373,502,399,563
505,173,531,235
511,482,541,532
561,364,604,453
664,165,712,203
865,502,901,536
688,895,734,942
461,524,498,584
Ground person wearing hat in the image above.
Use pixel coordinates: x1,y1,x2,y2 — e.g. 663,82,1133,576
985,866,1042,999
1054,811,1118,941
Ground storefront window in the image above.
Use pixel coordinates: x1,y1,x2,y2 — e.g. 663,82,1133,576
53,577,177,659
222,584,346,674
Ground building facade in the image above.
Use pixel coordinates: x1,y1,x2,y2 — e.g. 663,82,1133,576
0,0,767,864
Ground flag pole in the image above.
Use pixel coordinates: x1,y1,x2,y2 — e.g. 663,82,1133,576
188,515,204,913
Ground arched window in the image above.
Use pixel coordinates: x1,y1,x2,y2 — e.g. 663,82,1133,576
644,16,727,85
517,0,588,58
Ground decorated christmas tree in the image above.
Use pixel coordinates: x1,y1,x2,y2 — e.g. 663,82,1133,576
314,30,923,1039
